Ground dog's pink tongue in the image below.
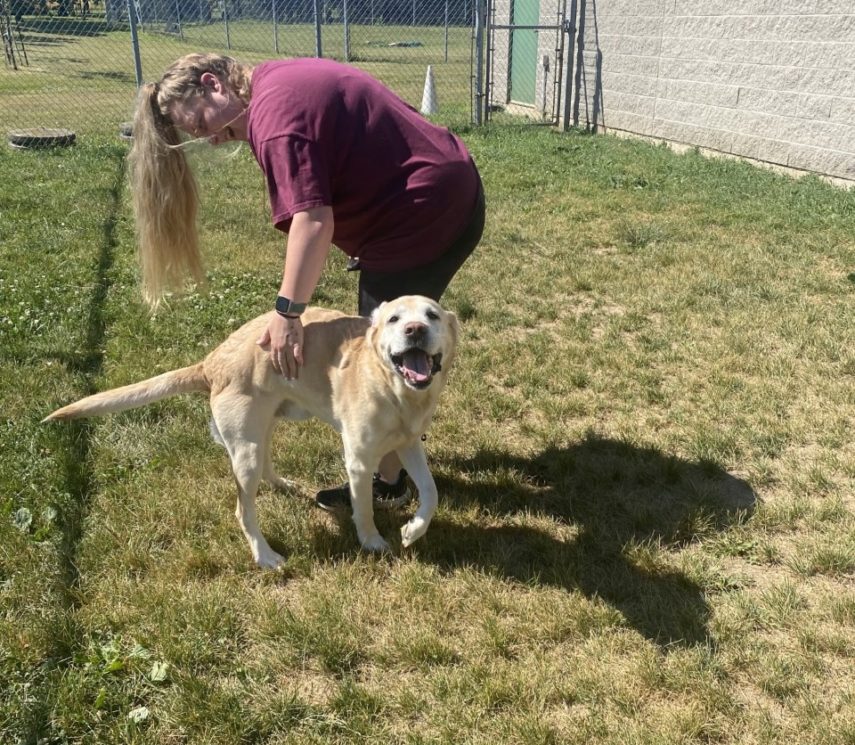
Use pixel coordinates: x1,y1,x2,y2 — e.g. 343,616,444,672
402,350,431,383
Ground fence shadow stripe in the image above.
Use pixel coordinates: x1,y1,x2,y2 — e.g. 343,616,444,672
22,150,126,741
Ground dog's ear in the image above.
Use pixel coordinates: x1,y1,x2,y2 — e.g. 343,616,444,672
370,302,386,328
442,309,460,370
365,302,386,350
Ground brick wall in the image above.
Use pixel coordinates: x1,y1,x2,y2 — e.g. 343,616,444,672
572,0,854,182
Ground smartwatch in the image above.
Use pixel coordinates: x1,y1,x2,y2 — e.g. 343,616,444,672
275,296,307,318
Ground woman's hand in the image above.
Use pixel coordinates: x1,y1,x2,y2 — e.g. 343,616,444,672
257,206,331,379
257,314,304,379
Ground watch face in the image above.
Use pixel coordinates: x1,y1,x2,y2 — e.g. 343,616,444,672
276,297,306,315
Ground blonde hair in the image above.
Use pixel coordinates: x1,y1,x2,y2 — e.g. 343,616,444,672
127,53,253,307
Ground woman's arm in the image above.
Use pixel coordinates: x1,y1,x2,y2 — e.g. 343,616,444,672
257,206,334,378
278,206,334,304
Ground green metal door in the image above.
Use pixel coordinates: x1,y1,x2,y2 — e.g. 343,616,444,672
510,0,539,105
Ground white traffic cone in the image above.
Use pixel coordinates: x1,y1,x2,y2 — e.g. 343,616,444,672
420,65,438,116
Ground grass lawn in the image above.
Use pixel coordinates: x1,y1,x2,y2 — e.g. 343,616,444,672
1,118,854,743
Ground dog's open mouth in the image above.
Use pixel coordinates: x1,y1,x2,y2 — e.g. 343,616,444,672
391,350,442,389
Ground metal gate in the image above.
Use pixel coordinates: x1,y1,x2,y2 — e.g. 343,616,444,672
471,0,574,126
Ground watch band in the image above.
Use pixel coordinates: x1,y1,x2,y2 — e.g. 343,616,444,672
275,296,307,318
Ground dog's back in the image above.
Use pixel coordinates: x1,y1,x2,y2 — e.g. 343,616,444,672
43,308,370,423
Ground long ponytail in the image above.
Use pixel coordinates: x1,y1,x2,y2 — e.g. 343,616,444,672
128,82,203,307
126,54,252,308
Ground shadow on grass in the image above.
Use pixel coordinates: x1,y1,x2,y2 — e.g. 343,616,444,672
9,151,127,743
20,17,119,37
76,69,136,83
414,434,756,649
47,161,125,603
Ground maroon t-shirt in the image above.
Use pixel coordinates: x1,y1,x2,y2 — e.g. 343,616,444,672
246,58,479,272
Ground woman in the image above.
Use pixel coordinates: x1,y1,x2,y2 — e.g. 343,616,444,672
129,53,485,511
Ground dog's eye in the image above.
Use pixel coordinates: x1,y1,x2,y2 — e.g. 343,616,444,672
388,315,399,323
426,310,440,321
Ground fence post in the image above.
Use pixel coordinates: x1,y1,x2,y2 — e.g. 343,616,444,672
572,0,585,128
343,0,350,62
313,0,322,57
127,0,143,88
224,0,232,50
444,0,448,63
473,0,485,125
173,0,184,42
273,0,280,55
561,0,577,131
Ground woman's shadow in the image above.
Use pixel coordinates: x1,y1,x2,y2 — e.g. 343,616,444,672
409,433,756,650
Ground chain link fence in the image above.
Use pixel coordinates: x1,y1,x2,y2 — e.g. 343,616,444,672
2,0,484,139
484,0,568,127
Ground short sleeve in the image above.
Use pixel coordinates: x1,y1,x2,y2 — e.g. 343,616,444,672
255,134,332,231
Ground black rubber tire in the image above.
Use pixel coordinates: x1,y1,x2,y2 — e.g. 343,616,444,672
119,121,133,141
8,128,76,150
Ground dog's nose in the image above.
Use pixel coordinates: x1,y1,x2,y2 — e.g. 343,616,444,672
404,322,427,339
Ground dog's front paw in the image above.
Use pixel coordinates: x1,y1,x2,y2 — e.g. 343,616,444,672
359,533,391,554
400,516,428,548
255,549,286,569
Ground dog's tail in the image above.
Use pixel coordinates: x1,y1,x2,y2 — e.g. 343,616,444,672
42,363,209,422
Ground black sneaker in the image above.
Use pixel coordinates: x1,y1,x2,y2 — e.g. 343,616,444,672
315,470,414,512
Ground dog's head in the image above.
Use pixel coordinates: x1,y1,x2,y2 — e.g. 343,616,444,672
369,296,459,391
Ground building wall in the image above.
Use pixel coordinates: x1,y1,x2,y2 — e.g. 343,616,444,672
573,0,854,182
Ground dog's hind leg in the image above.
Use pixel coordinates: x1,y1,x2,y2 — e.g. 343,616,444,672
211,393,284,569
262,417,296,491
398,442,438,548
212,413,294,493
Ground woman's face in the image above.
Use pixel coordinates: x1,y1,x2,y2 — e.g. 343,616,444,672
170,72,248,145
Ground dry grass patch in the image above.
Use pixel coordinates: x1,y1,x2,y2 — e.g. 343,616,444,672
3,124,854,743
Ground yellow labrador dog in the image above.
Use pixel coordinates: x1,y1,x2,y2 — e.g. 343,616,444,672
44,295,458,568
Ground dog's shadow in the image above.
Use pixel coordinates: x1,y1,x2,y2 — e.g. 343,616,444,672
396,434,756,649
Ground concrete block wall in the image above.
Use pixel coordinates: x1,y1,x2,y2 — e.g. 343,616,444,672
574,0,854,182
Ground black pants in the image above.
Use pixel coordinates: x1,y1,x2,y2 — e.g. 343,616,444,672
357,182,486,317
